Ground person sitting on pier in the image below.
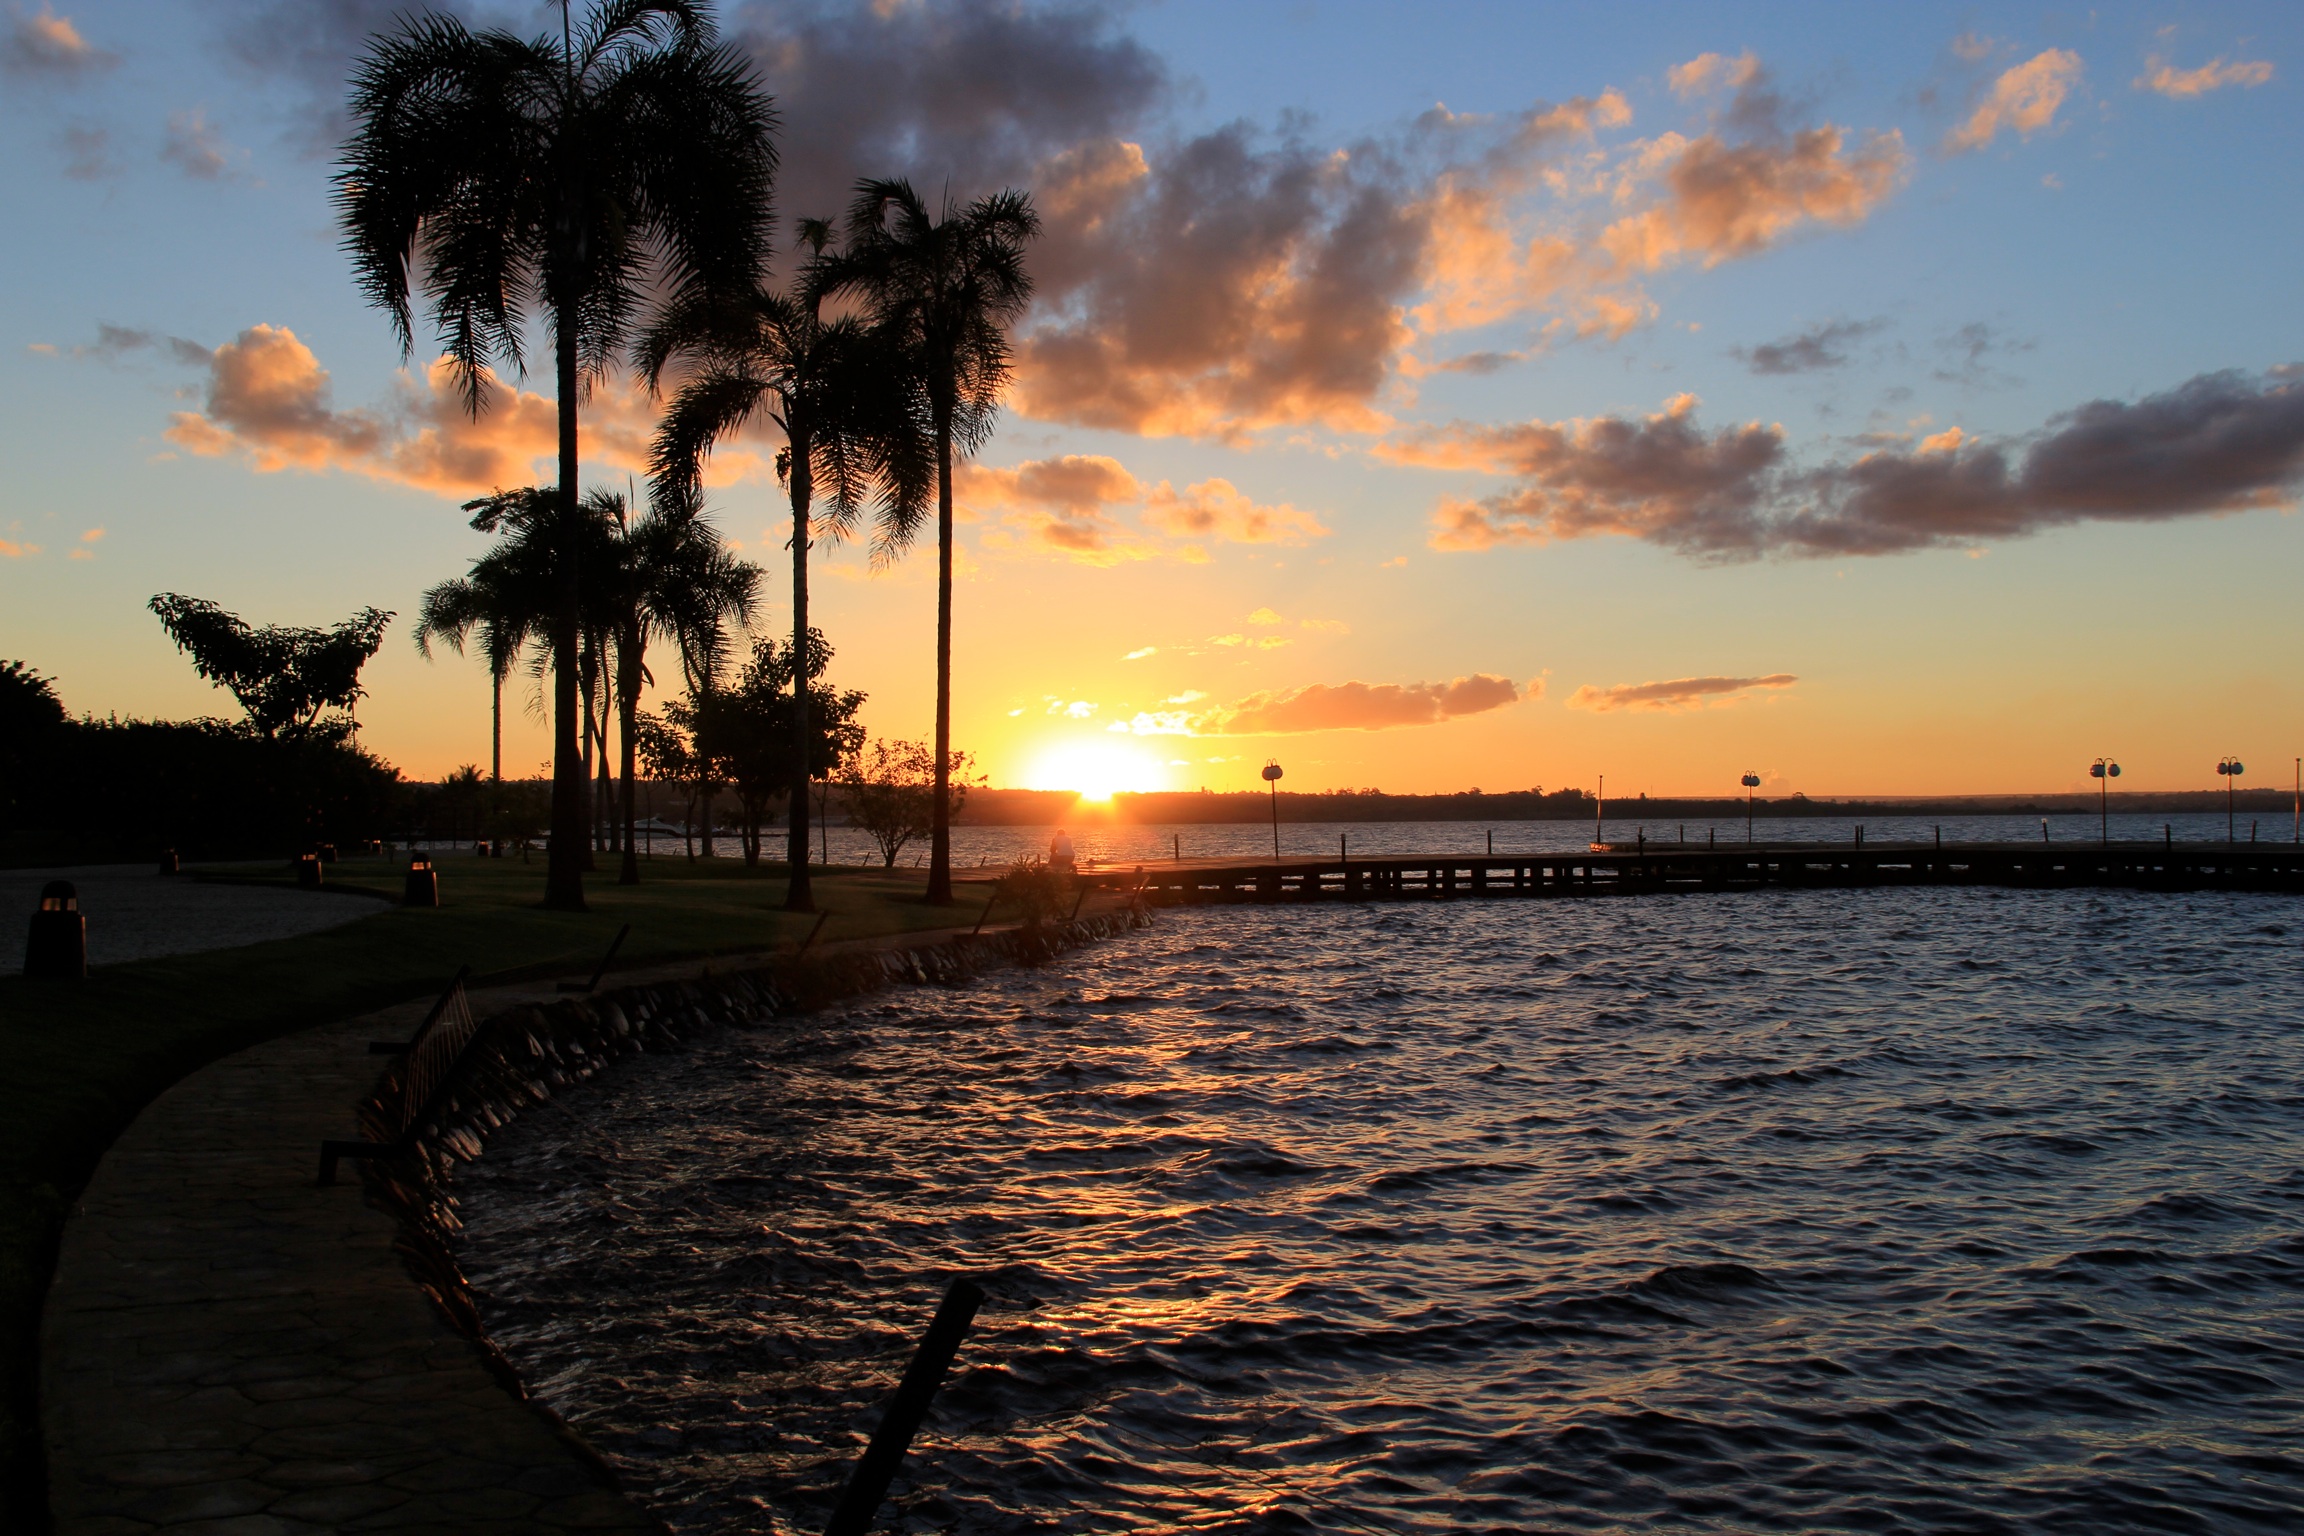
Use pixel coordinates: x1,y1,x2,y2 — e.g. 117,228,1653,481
1050,828,1076,871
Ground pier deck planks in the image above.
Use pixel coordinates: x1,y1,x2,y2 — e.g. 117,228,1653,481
1091,841,2304,904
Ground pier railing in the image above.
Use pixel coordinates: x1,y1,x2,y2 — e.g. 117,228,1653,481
1117,841,2304,905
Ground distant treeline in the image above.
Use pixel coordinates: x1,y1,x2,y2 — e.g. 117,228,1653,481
962,786,2303,826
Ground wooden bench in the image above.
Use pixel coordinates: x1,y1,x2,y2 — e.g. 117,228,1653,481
318,965,477,1186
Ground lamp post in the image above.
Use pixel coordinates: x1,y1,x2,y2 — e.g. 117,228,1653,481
1741,772,1761,844
2217,756,2245,842
2089,757,2120,846
1261,759,1283,860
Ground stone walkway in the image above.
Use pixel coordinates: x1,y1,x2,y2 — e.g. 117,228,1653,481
40,982,662,1535
33,908,1117,1535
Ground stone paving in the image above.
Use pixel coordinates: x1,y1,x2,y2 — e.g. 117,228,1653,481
35,904,1145,1535
39,982,663,1535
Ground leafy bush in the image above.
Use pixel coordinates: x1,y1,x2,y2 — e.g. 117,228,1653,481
995,856,1074,930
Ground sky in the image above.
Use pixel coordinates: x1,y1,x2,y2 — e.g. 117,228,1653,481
2,0,2300,799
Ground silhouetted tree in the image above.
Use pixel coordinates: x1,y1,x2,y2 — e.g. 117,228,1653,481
414,494,557,786
148,595,392,740
839,736,979,869
705,629,866,865
828,179,1037,904
337,0,776,909
594,488,760,882
0,660,69,828
646,220,930,909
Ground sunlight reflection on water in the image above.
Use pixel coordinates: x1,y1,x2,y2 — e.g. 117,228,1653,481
455,883,2304,1533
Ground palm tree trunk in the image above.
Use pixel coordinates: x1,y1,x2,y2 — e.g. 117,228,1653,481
618,620,641,885
490,665,503,786
928,407,955,906
785,429,814,911
580,654,599,869
545,305,587,909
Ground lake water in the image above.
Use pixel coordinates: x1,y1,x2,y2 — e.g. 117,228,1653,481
629,810,2289,871
454,880,2304,1533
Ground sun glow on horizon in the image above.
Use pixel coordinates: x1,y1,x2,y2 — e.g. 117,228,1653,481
1020,739,1170,800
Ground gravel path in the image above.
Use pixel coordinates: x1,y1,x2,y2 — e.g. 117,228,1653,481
1,866,380,968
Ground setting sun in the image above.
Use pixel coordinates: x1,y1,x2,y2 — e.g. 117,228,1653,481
1020,739,1169,800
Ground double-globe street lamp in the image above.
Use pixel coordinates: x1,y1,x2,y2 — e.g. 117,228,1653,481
2089,757,2120,846
2217,756,2245,842
1741,772,1761,844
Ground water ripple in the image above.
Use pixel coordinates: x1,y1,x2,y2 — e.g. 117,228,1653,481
456,886,2304,1532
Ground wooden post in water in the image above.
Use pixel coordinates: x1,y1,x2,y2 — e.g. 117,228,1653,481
821,1280,985,1536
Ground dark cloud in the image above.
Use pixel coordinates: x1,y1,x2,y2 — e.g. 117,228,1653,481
53,120,115,179
1570,674,1796,711
730,0,1165,223
1737,317,1883,375
1386,393,1786,556
79,323,213,365
1429,350,1526,376
161,108,241,180
1934,320,2031,387
5,3,118,77
201,0,484,145
1405,368,2304,560
1787,368,2304,553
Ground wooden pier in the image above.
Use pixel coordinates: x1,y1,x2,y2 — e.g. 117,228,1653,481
1096,840,2304,905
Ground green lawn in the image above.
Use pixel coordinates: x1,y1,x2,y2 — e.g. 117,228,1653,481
0,850,988,1529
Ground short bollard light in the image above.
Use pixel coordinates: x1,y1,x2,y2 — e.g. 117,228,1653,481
295,853,323,890
158,848,179,875
317,842,339,864
403,855,439,909
25,880,87,980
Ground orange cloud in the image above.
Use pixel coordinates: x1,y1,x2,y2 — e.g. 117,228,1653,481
1667,51,1760,99
962,454,1328,562
1599,125,1907,271
1015,64,1906,444
2136,54,2274,99
4,4,114,76
161,324,747,499
1569,673,1798,712
1142,478,1327,544
1945,49,2083,153
1411,85,1904,347
1202,673,1530,734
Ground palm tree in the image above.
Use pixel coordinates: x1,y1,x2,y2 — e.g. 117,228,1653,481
645,222,930,910
413,493,557,789
336,0,776,910
596,488,761,883
829,180,1038,905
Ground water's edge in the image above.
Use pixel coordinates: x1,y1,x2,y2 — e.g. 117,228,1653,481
347,913,1149,1476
